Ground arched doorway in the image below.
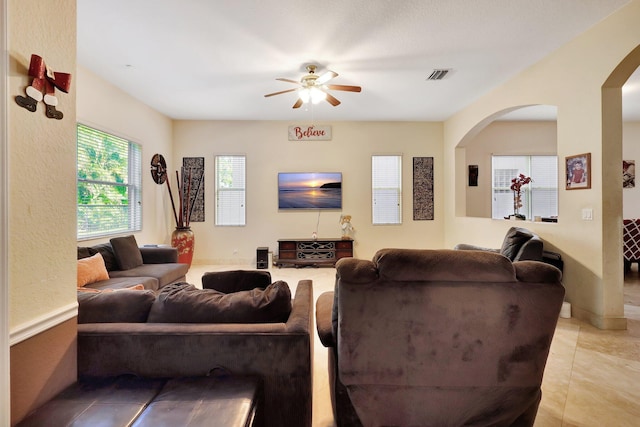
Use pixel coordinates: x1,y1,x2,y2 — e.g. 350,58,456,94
456,105,558,220
602,44,640,328
619,59,640,313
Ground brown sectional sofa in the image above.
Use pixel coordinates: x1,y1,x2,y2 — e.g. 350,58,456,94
77,238,189,291
76,276,314,427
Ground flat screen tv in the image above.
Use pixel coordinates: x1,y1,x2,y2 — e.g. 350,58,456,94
278,172,342,210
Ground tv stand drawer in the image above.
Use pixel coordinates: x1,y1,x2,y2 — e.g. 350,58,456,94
275,238,353,268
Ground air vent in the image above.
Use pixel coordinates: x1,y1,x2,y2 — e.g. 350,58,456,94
427,69,450,80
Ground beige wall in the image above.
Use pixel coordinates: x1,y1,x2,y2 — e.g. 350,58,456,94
1,0,9,423
76,65,175,246
8,0,77,422
9,0,76,330
464,120,557,218
173,120,445,264
444,0,640,329
76,68,447,261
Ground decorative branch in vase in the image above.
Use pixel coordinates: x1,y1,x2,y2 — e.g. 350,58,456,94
508,173,532,220
149,153,203,267
165,167,204,267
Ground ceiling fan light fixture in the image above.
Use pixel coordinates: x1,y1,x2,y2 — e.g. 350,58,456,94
266,64,360,108
299,86,327,104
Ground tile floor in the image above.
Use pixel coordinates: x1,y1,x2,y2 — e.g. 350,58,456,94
186,264,640,427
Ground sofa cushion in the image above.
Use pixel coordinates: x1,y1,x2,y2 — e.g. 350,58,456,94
77,288,156,323
82,276,159,292
147,281,292,324
77,246,94,260
110,235,144,270
77,253,110,287
201,270,272,293
90,243,118,271
500,227,533,261
108,263,189,288
78,284,146,293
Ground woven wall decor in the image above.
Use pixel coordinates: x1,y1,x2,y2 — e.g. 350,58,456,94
413,157,434,220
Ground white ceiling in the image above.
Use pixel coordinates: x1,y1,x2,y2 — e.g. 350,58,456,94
77,0,638,122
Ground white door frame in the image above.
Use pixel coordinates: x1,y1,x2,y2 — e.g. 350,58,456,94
1,0,10,423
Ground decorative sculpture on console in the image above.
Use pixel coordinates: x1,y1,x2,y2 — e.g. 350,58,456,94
340,214,355,239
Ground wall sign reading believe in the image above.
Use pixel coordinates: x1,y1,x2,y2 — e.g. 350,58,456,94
288,125,332,141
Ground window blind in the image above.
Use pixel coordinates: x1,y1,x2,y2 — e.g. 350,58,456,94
215,155,246,226
491,155,558,219
372,155,402,225
77,124,141,239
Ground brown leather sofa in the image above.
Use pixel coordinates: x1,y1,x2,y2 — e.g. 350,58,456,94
316,248,564,427
76,273,313,427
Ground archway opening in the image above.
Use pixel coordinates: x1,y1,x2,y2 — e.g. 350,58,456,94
455,105,558,220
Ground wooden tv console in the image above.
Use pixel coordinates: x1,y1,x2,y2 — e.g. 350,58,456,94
274,238,353,268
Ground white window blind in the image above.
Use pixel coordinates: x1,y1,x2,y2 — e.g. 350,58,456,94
215,155,246,226
492,155,558,219
77,124,142,239
372,155,402,225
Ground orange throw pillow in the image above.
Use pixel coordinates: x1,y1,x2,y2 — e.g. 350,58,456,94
77,253,110,287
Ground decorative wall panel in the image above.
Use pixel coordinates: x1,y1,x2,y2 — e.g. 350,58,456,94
413,157,434,220
182,157,205,222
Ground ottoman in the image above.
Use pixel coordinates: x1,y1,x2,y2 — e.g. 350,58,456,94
132,376,263,427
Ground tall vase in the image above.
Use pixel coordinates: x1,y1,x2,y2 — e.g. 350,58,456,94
171,226,195,267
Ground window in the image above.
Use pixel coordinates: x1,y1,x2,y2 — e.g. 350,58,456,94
372,155,402,224
77,124,142,239
215,155,246,226
492,155,558,219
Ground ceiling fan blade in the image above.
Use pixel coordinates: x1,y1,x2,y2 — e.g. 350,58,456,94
276,78,301,85
292,98,303,109
325,93,341,107
264,88,298,97
316,70,338,85
326,84,362,92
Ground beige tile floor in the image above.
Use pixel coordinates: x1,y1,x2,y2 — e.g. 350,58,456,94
186,264,640,427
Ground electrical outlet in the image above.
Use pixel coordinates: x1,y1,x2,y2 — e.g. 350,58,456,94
581,208,593,221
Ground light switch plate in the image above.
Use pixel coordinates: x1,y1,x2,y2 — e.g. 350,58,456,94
582,208,593,220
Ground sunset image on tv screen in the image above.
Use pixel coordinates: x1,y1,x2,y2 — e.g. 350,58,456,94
278,172,342,209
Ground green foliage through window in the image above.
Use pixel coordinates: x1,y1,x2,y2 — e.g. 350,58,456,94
77,124,141,239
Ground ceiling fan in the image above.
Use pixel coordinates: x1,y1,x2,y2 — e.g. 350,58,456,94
264,64,362,108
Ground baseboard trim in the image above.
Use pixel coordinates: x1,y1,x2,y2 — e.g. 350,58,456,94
10,302,78,346
193,258,253,266
571,304,627,330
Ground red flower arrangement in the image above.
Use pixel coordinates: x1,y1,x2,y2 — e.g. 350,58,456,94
510,174,532,219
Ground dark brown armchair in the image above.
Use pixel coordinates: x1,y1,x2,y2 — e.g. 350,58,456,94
316,248,564,427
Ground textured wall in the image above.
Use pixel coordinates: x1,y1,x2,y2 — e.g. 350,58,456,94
9,0,77,329
76,65,175,247
8,0,77,422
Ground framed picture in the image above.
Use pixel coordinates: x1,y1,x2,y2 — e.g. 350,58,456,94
623,160,635,188
565,153,591,190
468,165,478,186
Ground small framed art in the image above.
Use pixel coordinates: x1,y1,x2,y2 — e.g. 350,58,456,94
565,153,591,190
623,160,635,188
